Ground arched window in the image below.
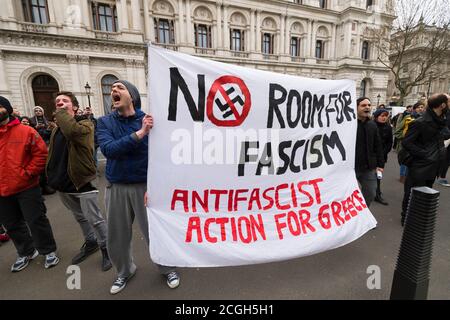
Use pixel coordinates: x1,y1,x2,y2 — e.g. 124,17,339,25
360,80,367,97
32,74,59,119
362,41,369,60
101,74,118,115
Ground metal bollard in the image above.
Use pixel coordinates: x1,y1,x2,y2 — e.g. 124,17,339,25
390,186,439,300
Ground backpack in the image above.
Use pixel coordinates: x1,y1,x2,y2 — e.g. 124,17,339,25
402,116,414,136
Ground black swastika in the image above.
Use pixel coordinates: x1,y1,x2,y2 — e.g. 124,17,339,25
214,87,245,119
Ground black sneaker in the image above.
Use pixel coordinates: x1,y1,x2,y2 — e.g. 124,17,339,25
374,195,389,206
71,240,99,264
11,249,39,272
110,270,136,295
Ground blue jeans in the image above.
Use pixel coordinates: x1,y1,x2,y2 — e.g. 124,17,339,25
400,165,408,177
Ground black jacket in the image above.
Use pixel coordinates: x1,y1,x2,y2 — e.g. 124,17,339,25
355,119,385,171
402,108,449,180
376,122,393,161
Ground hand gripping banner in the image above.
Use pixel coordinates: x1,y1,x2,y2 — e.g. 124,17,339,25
147,44,377,267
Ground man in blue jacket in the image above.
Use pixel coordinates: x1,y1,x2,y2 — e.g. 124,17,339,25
97,80,179,295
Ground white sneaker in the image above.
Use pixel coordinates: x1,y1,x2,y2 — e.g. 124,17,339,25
110,270,136,295
11,249,38,272
44,252,60,269
437,179,450,187
166,271,180,289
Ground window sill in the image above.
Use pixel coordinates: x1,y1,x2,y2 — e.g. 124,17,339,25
155,43,178,51
263,54,279,61
316,59,330,64
94,31,119,40
231,51,249,58
195,47,216,55
291,57,305,63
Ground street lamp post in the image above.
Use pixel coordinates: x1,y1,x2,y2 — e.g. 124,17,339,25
84,82,91,108
377,93,381,107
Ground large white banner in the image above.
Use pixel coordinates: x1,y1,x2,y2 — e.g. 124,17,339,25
147,45,377,267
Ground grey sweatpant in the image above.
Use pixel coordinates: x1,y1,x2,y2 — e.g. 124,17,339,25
356,170,377,208
59,191,108,248
105,182,175,278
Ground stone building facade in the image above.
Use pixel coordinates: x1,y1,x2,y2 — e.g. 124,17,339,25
387,27,450,107
0,0,394,118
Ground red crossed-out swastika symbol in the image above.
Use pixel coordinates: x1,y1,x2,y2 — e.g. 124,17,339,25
206,75,251,127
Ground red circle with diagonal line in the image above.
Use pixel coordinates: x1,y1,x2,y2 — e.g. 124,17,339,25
206,76,251,127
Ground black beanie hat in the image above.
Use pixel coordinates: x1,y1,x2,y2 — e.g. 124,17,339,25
113,80,141,109
0,96,13,115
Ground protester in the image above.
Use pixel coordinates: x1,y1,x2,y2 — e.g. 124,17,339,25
20,116,31,126
373,108,393,205
12,108,21,118
29,106,55,195
391,105,412,144
394,103,424,183
30,106,51,144
401,94,450,226
354,97,385,208
46,91,111,271
97,80,179,294
0,96,59,271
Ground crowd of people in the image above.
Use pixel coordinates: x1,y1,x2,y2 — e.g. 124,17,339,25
0,84,449,295
0,80,179,295
355,94,450,228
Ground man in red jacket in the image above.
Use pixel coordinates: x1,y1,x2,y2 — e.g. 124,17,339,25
0,96,59,272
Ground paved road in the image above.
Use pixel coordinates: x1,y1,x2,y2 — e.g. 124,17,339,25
1,153,449,300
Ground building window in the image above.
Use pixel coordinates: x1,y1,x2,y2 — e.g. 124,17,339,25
195,24,211,48
290,37,301,57
315,40,324,59
319,0,327,9
22,0,49,24
102,74,119,115
360,80,367,97
231,29,245,51
262,33,274,54
154,18,175,44
92,2,118,32
294,0,303,4
361,41,369,60
367,0,373,8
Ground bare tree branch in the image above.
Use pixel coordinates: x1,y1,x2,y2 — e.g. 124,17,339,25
371,0,450,104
